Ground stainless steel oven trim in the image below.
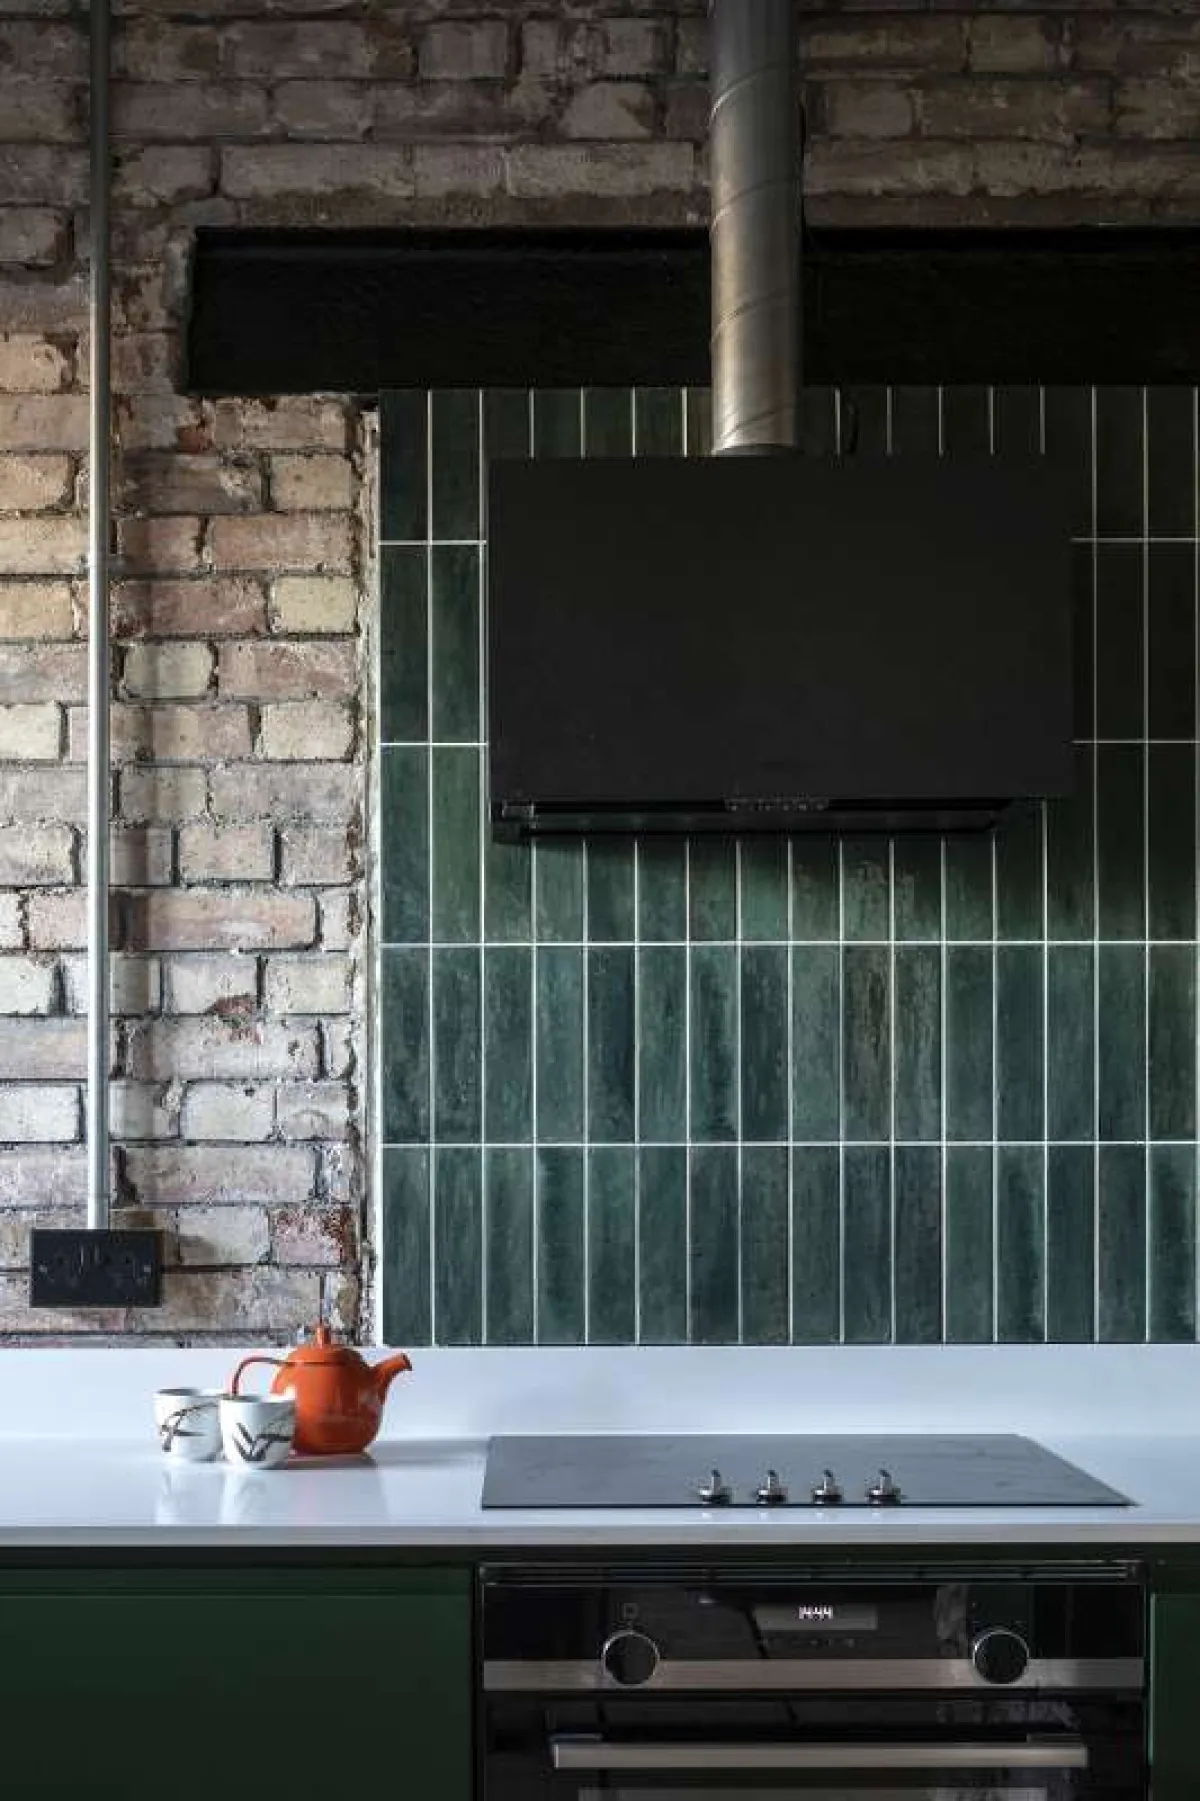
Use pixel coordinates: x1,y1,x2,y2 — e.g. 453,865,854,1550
550,1737,1089,1772
484,1657,1143,1693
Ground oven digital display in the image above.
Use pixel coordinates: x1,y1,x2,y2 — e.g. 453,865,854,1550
754,1602,880,1634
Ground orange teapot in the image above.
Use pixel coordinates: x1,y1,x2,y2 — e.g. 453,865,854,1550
232,1326,412,1456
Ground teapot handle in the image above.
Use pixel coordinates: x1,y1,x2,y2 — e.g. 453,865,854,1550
231,1354,286,1396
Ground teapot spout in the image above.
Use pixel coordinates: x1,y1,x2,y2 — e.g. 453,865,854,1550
373,1350,413,1402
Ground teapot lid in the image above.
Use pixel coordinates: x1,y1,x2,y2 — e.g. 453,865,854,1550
286,1324,363,1367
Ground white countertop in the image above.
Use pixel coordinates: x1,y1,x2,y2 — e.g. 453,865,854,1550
2,1345,1200,1550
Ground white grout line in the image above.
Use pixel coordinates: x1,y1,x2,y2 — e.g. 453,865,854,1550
991,805,999,1344
1040,389,1051,1346
786,834,795,1338
632,383,642,1345
1142,383,1152,1345
580,389,591,1345
735,837,744,1344
527,388,541,1344
476,386,488,1343
1091,384,1102,1344
1193,382,1200,1336
425,388,437,1343
939,835,949,1338
384,1138,1198,1151
837,834,846,1343
888,835,897,1341
684,836,693,1338
383,936,1200,951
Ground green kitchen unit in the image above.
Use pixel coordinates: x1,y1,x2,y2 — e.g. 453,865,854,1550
1150,1558,1200,1800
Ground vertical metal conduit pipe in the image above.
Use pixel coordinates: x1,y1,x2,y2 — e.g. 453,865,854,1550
87,0,112,1229
709,0,801,454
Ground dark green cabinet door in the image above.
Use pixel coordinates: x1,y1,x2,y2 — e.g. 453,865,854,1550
1152,1592,1200,1799
0,1567,472,1800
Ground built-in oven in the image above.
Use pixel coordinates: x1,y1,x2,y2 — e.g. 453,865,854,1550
481,1562,1146,1801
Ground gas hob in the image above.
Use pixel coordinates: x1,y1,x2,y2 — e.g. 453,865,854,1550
481,1434,1131,1510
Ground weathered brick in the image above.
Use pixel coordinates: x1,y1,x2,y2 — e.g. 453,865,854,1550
113,81,270,140
175,1204,270,1266
270,454,353,512
117,21,219,82
318,893,356,955
70,701,252,763
25,887,84,948
121,641,214,700
968,15,1065,75
602,18,670,76
676,17,706,77
130,890,316,953
505,142,696,199
0,702,60,760
119,452,262,516
0,642,84,701
0,453,72,511
0,580,72,639
180,1081,274,1142
220,143,415,204
0,20,86,78
114,392,210,453
662,79,708,142
800,18,965,73
273,81,372,141
117,764,207,823
375,77,553,142
111,330,178,395
0,513,85,574
259,699,354,761
114,146,213,207
113,576,267,639
209,761,357,825
280,826,352,887
224,640,357,701
0,956,55,1015
0,146,86,207
209,512,352,573
0,1083,78,1141
61,951,160,1016
117,514,205,575
212,397,348,454
1074,17,1200,79
112,826,174,888
523,19,664,80
264,953,351,1016
822,79,915,139
412,142,506,197
0,765,82,820
0,208,63,266
273,1201,353,1265
0,79,78,142
270,575,356,636
1116,79,1200,140
126,1143,315,1206
0,894,21,950
805,140,975,199
917,80,1111,144
177,822,273,885
0,1017,83,1078
276,1081,350,1142
0,394,88,452
0,1206,78,1268
0,1145,85,1206
419,20,508,81
150,1265,321,1333
562,81,655,140
0,334,71,392
110,1079,179,1142
164,953,258,1015
128,1015,320,1081
221,19,385,80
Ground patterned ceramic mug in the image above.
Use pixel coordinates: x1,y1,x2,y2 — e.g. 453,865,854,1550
219,1393,296,1469
154,1387,224,1461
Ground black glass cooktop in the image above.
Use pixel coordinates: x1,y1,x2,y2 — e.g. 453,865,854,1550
481,1433,1131,1510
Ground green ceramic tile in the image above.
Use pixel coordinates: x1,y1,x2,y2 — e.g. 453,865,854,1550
1149,1143,1196,1341
1047,946,1095,1141
431,747,480,943
740,1145,789,1344
483,387,531,469
1042,388,1094,536
484,1148,534,1344
841,839,889,940
587,839,636,941
1046,1145,1095,1342
1095,386,1145,538
430,544,480,742
430,389,480,540
1148,745,1196,941
638,946,686,1142
997,946,1043,1142
535,841,584,940
532,389,582,459
996,1145,1045,1343
992,387,1042,458
944,835,993,941
894,946,940,1141
843,946,890,1142
1097,747,1145,940
588,1147,636,1344
1095,546,1143,739
684,386,711,456
799,386,838,456
741,945,788,1142
838,387,889,456
379,546,427,741
843,1147,890,1344
432,948,480,1142
638,1147,687,1342
535,947,584,1140
893,837,942,941
894,1146,942,1343
689,838,737,939
689,1146,739,1343
633,387,683,457
890,385,942,454
1045,748,1094,941
1147,388,1195,538
740,838,788,941
379,391,427,541
381,1147,430,1343
791,1146,840,1342
1071,542,1095,739
792,946,840,1142
996,805,1043,941
433,1147,482,1344
484,948,532,1142
1098,1143,1147,1341
943,385,992,455
941,937,995,1140
791,838,839,940
583,388,633,457
638,840,687,942
1098,944,1145,1140
690,945,737,1142
536,1148,584,1343
1147,544,1196,739
588,947,635,1143
1149,945,1196,1140
944,1146,994,1343
380,949,428,1144
380,746,428,944
484,834,532,942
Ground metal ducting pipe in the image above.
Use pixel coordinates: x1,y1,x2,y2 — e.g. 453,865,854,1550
709,0,801,455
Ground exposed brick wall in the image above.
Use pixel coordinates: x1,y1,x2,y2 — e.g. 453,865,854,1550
0,0,1194,1341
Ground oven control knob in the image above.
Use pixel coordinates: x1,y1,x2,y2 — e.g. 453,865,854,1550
602,1629,661,1688
972,1628,1030,1686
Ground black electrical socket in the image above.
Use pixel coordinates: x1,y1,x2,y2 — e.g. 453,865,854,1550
29,1228,163,1308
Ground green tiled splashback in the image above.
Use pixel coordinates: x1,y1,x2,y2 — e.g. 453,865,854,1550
378,385,1199,1346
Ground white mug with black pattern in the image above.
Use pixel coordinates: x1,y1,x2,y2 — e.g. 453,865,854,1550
154,1387,224,1462
219,1393,296,1469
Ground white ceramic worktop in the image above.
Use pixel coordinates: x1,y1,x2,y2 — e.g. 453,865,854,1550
2,1344,1200,1549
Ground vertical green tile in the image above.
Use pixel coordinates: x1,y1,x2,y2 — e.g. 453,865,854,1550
1149,1143,1196,1341
683,386,711,455
996,1145,1044,1343
1071,542,1095,739
689,838,737,939
536,946,584,1140
992,386,1042,458
1094,386,1144,538
792,946,840,1141
381,746,428,944
638,1147,687,1342
430,544,479,742
1147,544,1195,738
430,389,480,540
791,838,839,940
690,945,738,1141
1147,388,1195,538
433,1147,482,1344
536,1148,584,1344
843,1147,891,1344
638,947,686,1141
482,387,531,468
942,385,991,456
843,946,890,1141
1098,1143,1147,1341
997,946,1043,1141
894,1145,942,1343
1047,1145,1095,1342
588,947,635,1143
740,1145,789,1344
893,837,941,941
1047,946,1095,1141
894,946,940,1141
381,1147,430,1343
588,1147,635,1344
380,546,427,741
946,948,994,1142
532,389,582,459
484,834,532,943
741,945,788,1141
380,390,427,541
792,1146,840,1342
689,1146,739,1343
1042,388,1094,537
535,841,584,940
890,384,942,453
431,747,480,943
1046,748,1094,941
484,948,531,1142
842,839,889,940
838,387,889,455
1097,944,1145,1139
1095,545,1143,739
944,1146,994,1343
633,386,683,457
639,840,687,942
582,388,633,456
380,948,428,1143
588,839,636,941
996,805,1043,941
944,835,993,941
433,948,480,1142
1148,744,1196,941
1149,944,1196,1140
741,838,788,941
485,1148,533,1344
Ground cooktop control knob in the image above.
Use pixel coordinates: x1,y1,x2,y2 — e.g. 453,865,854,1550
602,1629,661,1688
972,1628,1031,1686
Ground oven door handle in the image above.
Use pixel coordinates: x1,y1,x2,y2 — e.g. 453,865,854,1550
549,1736,1089,1772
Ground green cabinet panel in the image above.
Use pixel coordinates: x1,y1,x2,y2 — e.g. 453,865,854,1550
0,1567,472,1800
1152,1591,1200,1799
